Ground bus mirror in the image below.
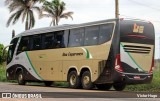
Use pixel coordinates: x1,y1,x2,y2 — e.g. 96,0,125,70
2,44,13,57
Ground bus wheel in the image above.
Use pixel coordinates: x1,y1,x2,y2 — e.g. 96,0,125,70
113,83,126,91
44,81,53,87
96,84,112,90
17,71,26,85
68,71,81,89
81,71,94,90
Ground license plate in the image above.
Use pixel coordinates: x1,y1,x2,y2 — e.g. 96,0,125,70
134,76,141,79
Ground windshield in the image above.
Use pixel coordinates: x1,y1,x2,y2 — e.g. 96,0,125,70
7,38,19,64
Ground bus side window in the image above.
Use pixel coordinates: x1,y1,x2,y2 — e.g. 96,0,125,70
54,31,65,48
17,37,30,54
84,25,99,46
98,24,114,44
68,28,84,47
43,34,54,49
33,35,42,50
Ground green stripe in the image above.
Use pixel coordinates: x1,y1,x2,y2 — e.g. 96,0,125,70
25,51,43,80
85,48,90,59
120,43,145,71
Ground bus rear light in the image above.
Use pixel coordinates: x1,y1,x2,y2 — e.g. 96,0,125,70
115,54,123,72
127,34,147,39
149,57,154,74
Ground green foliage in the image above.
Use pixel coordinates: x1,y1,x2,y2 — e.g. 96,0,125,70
0,63,7,82
54,82,69,87
40,0,73,26
0,63,17,83
5,0,41,30
0,44,7,64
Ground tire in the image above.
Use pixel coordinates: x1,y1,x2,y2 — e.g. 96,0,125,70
44,81,53,87
81,71,94,90
96,84,112,90
68,71,81,89
113,83,126,91
17,71,26,85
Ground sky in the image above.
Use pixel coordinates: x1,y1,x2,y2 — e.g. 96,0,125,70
0,0,160,58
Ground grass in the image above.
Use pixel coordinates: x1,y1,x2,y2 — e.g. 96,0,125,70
0,63,7,82
125,70,160,92
53,82,69,87
0,63,17,83
0,63,160,92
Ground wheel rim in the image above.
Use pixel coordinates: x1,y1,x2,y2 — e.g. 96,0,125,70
70,75,76,85
18,74,23,82
83,76,90,86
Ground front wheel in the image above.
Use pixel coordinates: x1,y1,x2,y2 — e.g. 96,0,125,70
17,71,26,85
96,84,112,90
113,83,126,91
81,71,94,90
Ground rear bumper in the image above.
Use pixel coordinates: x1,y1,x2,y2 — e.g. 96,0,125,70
113,71,153,84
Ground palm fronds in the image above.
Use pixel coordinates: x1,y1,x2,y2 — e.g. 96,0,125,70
40,0,73,26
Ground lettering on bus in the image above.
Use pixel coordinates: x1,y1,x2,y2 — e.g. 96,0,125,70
62,52,83,57
133,23,144,33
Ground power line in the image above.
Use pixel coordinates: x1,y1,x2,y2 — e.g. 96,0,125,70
119,14,160,23
127,0,160,12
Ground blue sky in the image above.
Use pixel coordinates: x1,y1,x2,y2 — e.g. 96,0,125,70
0,0,160,58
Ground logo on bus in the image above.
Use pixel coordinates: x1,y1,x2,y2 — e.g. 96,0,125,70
133,23,144,33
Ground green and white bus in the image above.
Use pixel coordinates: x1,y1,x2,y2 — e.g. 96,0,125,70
6,18,155,91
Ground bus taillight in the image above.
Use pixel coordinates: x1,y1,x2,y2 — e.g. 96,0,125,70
149,57,154,74
115,54,123,72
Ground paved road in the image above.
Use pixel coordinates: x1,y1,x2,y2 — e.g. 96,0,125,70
0,82,159,101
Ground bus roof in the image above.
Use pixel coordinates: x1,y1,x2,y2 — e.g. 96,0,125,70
14,19,118,38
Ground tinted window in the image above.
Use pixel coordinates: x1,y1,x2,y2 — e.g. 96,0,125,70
43,34,54,49
63,30,69,47
7,38,19,64
54,31,65,48
84,25,99,46
33,35,42,50
17,37,30,54
98,24,114,44
120,20,155,44
69,28,84,47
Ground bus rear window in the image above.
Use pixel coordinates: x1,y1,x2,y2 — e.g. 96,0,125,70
120,20,155,44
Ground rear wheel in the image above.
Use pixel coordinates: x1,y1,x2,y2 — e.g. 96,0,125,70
113,83,126,91
44,81,53,87
81,71,94,90
17,71,26,85
96,84,112,90
68,71,81,89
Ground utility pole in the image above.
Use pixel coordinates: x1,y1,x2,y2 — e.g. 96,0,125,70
12,29,15,38
115,0,119,18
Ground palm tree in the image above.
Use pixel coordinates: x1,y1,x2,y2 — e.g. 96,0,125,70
5,0,43,30
40,0,73,26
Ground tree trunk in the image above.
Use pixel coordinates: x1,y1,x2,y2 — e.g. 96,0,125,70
25,13,29,30
56,17,59,26
25,21,28,30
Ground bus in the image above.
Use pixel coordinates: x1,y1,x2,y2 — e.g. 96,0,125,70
6,18,155,91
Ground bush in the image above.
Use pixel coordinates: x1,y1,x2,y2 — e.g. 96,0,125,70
0,43,7,64
0,63,7,82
